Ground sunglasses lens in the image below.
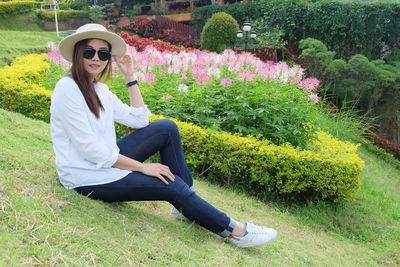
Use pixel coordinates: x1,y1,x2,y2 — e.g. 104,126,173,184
98,50,111,61
83,48,110,61
83,48,96,59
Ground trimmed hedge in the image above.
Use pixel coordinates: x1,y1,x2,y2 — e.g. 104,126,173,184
35,9,88,22
116,118,363,202
0,1,36,15
0,54,364,202
200,12,239,52
0,54,52,121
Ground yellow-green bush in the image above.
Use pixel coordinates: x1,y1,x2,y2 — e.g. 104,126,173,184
0,54,52,121
0,54,364,202
0,1,36,15
35,9,88,21
115,117,363,202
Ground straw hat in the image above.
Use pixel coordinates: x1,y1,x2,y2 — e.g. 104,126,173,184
58,23,127,62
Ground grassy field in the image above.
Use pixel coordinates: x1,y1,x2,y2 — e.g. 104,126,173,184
0,13,62,68
0,108,399,266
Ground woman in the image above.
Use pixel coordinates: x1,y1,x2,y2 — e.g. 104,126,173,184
50,23,277,248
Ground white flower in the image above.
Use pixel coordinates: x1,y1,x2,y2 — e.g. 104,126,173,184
178,84,189,92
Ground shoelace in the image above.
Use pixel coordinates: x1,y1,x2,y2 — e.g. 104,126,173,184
246,222,269,234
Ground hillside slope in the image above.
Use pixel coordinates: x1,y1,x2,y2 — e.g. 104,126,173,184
0,109,399,266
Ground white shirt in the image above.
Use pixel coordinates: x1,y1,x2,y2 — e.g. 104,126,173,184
50,76,151,189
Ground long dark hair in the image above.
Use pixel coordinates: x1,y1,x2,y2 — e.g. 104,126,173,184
70,39,112,118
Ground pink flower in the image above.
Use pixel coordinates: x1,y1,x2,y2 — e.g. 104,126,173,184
220,78,232,86
298,77,320,92
144,73,155,84
162,94,173,100
181,72,187,79
308,94,320,104
290,78,301,84
245,70,254,82
238,71,246,81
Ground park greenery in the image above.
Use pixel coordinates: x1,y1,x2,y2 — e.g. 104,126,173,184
0,3,399,266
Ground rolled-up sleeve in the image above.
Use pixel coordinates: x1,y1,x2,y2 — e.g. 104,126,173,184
108,90,152,129
51,84,118,168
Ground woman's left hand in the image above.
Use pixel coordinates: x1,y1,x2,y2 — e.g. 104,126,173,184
113,53,136,83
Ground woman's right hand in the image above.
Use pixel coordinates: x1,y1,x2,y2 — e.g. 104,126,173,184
113,54,136,83
141,163,175,185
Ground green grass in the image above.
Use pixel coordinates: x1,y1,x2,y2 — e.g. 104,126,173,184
0,108,399,266
0,13,62,68
0,12,43,31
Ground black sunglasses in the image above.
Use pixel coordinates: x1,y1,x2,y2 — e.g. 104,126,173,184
83,47,111,61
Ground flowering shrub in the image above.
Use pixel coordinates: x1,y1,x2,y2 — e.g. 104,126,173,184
118,31,193,53
124,18,199,48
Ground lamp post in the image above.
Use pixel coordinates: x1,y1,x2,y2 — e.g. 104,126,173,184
53,0,59,37
237,23,256,52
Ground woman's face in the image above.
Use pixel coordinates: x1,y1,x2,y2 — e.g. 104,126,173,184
83,39,110,80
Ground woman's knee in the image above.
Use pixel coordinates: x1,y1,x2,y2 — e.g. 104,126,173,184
151,119,178,134
164,175,193,200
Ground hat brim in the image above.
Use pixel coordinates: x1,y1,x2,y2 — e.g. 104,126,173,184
58,30,127,62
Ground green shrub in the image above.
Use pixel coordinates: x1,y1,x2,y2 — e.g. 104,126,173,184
200,12,239,53
0,1,36,15
58,0,90,10
35,9,88,21
88,5,106,23
299,38,335,79
191,1,264,35
300,38,400,144
0,54,364,203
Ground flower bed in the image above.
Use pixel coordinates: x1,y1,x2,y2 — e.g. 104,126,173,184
122,17,200,48
47,42,322,148
117,31,197,53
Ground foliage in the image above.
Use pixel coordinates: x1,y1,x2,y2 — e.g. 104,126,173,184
58,0,90,10
125,4,143,18
35,9,88,21
0,1,36,15
299,38,335,79
88,5,106,23
191,1,264,34
300,38,400,145
367,131,400,161
141,78,319,149
192,0,400,61
251,18,287,49
200,12,239,53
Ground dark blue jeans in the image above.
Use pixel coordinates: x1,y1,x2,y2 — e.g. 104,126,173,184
75,119,236,237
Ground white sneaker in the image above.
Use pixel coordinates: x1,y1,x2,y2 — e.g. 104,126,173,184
170,207,191,222
229,222,277,248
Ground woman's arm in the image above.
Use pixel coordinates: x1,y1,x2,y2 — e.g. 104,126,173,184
113,54,145,108
113,154,175,185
